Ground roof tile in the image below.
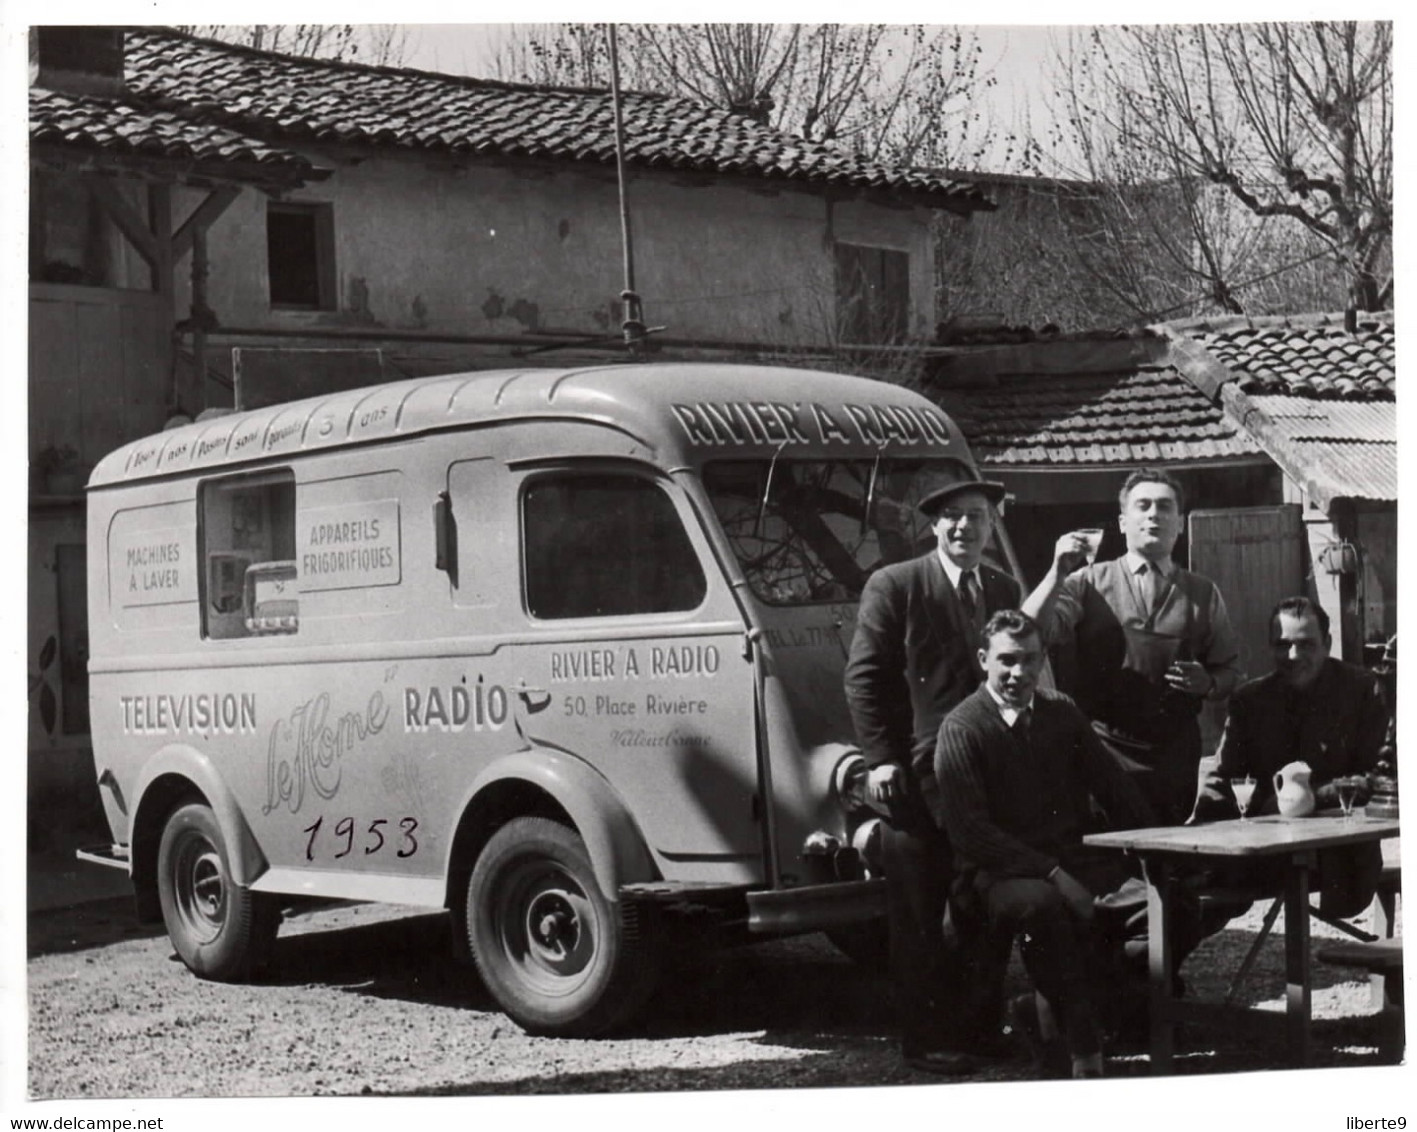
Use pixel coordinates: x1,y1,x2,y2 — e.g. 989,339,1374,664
1189,316,1394,402
933,367,1262,468
29,86,316,178
115,27,989,209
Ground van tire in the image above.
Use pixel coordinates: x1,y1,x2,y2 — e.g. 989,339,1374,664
156,802,277,981
466,816,660,1036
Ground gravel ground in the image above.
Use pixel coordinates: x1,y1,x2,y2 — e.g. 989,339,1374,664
25,890,1403,1100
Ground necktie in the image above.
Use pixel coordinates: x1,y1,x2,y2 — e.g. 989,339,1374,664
1014,706,1033,736
958,569,983,633
1142,563,1166,611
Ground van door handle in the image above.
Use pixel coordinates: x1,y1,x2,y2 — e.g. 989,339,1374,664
515,679,550,714
433,491,458,583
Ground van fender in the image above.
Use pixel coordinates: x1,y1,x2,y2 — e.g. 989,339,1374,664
455,745,658,903
131,743,269,888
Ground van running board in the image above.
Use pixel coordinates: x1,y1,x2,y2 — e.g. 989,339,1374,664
618,881,753,914
75,844,131,871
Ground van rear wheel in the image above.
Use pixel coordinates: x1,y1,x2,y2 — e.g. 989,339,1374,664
157,802,277,981
466,816,659,1036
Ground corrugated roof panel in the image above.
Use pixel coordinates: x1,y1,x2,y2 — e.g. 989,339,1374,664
1246,395,1395,443
1288,439,1397,502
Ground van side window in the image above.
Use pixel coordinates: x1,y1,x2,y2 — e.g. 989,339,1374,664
523,474,705,619
200,471,298,639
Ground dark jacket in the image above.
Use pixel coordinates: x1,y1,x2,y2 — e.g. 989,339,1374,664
844,551,1020,831
1194,658,1387,819
935,685,1155,881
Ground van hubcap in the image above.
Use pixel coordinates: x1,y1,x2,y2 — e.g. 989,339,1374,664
174,833,227,943
499,862,596,990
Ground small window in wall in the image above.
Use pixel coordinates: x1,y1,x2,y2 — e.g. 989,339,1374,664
267,202,336,310
200,471,298,639
522,474,706,619
836,242,909,344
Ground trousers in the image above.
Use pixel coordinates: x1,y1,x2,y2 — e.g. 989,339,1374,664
881,823,1007,1055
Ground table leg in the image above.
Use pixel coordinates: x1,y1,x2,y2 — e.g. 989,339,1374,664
1371,883,1397,1009
1283,852,1314,1067
1142,856,1174,1074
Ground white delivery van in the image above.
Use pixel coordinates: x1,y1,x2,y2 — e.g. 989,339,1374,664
82,363,1016,1035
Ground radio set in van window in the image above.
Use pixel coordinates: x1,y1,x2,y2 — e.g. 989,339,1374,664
243,560,299,634
200,470,297,639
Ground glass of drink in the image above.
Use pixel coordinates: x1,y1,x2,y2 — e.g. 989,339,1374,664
1077,528,1104,565
1336,776,1360,820
1231,776,1257,820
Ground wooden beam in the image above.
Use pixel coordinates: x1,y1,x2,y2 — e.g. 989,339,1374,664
174,186,241,260
30,143,322,193
86,177,159,267
148,182,174,300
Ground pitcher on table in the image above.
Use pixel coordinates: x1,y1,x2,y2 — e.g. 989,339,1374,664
1273,761,1316,818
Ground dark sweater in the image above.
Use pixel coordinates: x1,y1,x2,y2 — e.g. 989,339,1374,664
935,685,1156,879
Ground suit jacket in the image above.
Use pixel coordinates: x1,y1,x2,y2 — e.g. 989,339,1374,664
844,551,1021,830
935,686,1155,882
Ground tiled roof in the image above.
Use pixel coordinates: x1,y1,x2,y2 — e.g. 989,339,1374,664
29,87,318,178
933,367,1263,467
1174,313,1394,401
120,27,990,210
1161,314,1396,504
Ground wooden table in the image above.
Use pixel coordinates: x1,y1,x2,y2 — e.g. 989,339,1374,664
1084,812,1401,1071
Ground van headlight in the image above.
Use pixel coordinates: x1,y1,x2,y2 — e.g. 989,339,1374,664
851,818,884,873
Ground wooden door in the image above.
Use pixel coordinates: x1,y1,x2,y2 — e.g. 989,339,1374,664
1188,505,1304,755
29,283,170,467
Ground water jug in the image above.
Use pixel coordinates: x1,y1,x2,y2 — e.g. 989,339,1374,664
1273,761,1316,818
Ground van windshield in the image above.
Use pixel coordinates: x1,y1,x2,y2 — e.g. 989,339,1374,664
703,457,986,605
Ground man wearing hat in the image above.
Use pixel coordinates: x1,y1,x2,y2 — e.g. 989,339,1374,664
845,464,1020,1075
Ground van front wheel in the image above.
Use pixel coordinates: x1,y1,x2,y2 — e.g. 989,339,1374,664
156,802,277,981
466,817,659,1036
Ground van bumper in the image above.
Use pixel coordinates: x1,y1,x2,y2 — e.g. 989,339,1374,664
746,877,886,933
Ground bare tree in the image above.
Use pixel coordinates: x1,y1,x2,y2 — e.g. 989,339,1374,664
177,25,410,66
1027,22,1391,318
492,23,997,170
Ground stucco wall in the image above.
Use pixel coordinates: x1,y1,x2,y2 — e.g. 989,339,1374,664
174,153,937,347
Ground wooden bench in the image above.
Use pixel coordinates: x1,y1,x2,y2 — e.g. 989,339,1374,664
1203,858,1400,1007
1316,937,1404,1061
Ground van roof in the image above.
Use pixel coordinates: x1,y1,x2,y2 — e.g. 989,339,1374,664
88,363,972,487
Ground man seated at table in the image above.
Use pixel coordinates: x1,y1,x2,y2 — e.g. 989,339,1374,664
1190,595,1387,917
936,609,1156,1078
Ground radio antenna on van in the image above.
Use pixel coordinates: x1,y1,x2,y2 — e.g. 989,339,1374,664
754,440,789,541
862,446,884,537
607,24,652,357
